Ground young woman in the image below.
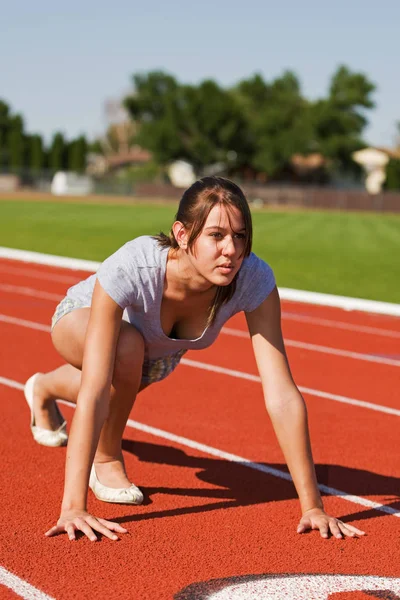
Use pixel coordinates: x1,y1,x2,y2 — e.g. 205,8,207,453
25,176,365,542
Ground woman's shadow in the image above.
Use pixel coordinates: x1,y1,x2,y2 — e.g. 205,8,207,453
117,439,400,525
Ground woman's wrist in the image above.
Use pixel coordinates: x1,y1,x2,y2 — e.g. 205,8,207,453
301,501,324,515
299,491,324,515
61,503,87,513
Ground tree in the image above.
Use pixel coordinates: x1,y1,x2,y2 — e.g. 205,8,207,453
29,134,45,172
123,67,376,182
310,65,376,174
385,159,400,190
49,132,66,172
124,71,249,174
0,100,11,168
8,115,25,171
233,71,313,178
68,135,88,172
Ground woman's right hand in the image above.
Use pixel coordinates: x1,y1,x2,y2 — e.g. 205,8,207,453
45,510,128,541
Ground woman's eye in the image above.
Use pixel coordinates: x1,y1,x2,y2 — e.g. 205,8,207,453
234,233,246,239
210,232,223,238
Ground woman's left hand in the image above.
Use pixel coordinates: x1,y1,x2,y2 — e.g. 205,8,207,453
297,508,366,539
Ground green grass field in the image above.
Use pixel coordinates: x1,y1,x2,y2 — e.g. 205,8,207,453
1,199,399,303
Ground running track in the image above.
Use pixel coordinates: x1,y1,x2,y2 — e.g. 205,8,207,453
0,256,400,600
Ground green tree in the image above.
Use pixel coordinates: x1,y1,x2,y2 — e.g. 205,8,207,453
123,67,376,182
385,159,400,190
311,65,376,174
68,135,88,172
8,115,25,171
0,100,11,168
124,71,249,173
49,132,66,172
29,134,44,172
233,71,313,177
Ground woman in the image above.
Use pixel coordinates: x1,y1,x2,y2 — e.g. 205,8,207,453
25,176,365,542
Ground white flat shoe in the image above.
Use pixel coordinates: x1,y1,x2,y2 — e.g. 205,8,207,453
89,464,144,505
24,373,68,447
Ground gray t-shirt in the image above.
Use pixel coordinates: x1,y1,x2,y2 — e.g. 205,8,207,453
66,235,275,361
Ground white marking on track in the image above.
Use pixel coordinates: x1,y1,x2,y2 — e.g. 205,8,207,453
181,358,400,417
1,375,400,518
0,314,51,332
1,246,400,315
0,565,55,600
193,574,400,599
0,264,80,284
0,284,61,301
282,311,400,339
221,327,400,367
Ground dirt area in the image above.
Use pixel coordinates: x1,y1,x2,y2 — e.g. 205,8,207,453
0,190,178,206
0,190,311,212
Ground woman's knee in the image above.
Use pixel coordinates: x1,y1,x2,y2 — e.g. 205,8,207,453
113,323,145,385
51,308,91,369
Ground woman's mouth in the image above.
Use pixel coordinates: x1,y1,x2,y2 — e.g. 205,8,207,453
217,264,235,274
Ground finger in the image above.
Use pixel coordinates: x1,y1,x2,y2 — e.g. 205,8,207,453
86,517,119,541
45,525,64,537
66,524,76,541
319,524,329,539
97,518,128,533
75,519,98,542
329,520,343,539
340,522,366,536
297,518,311,533
338,522,365,538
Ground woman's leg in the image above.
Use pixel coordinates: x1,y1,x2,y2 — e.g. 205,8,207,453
31,307,146,488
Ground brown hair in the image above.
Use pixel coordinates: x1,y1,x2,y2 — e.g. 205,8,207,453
154,176,253,324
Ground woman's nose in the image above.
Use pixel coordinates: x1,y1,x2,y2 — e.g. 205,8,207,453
222,236,236,256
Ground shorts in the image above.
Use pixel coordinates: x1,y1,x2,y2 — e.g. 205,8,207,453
141,349,186,385
51,296,185,386
51,296,89,331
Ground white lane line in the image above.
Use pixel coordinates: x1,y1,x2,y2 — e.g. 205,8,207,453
0,565,55,600
0,314,51,332
1,314,399,417
0,264,80,284
180,358,400,417
1,375,399,519
0,247,98,272
221,327,400,367
0,285,61,301
282,311,400,339
2,246,400,316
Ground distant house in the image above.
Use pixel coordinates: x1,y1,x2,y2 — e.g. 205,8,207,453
86,145,152,176
106,146,152,171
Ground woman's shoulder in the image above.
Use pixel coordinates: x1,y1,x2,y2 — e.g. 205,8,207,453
109,235,165,268
239,251,274,278
234,252,276,312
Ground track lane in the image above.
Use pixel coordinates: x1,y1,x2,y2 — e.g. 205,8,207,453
1,380,400,600
1,258,400,598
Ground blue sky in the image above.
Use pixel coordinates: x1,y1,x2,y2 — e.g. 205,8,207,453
1,0,399,146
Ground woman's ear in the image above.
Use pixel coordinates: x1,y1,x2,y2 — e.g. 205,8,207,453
172,221,189,249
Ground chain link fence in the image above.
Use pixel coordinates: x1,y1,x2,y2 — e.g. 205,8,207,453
1,169,400,212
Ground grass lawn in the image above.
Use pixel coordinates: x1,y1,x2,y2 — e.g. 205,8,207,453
1,199,399,303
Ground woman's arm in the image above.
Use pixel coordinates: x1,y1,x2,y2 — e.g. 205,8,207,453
46,280,128,541
245,287,365,539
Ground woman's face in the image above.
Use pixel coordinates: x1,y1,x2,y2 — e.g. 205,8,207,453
180,203,247,287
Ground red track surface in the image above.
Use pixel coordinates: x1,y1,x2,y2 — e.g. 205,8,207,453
1,258,399,600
